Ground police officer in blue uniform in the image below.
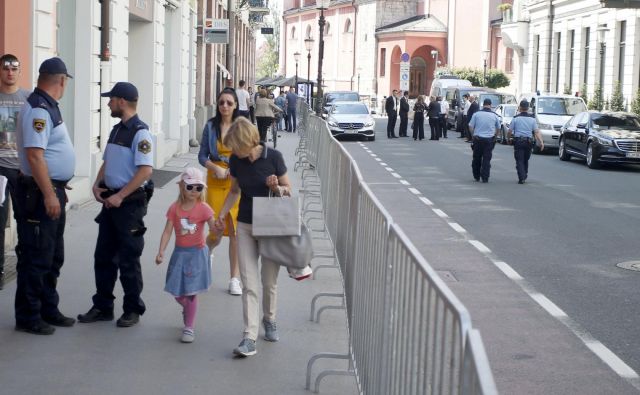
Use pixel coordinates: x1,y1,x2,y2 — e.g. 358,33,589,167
78,82,153,328
468,98,501,183
508,100,544,184
14,57,76,335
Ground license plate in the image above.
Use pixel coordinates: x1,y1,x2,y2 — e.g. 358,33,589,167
626,152,640,158
346,129,360,134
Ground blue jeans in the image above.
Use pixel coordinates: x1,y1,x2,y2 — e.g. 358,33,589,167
286,108,297,131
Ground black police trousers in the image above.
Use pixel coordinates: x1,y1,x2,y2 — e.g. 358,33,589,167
472,136,496,181
14,179,67,325
92,198,147,315
514,138,533,181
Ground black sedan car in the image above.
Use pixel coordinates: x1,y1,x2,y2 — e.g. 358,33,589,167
558,111,640,168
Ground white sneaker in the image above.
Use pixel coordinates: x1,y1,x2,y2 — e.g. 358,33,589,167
181,328,194,343
288,266,313,281
228,277,242,295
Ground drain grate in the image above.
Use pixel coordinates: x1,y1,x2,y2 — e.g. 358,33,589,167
616,261,640,272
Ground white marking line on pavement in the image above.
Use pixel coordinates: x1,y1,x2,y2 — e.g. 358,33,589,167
419,197,433,205
492,261,523,280
585,342,640,379
385,167,394,172
448,222,466,233
468,240,491,254
370,153,378,157
375,158,382,161
432,209,449,218
408,188,421,195
380,162,388,166
530,293,568,318
399,180,410,185
391,173,402,179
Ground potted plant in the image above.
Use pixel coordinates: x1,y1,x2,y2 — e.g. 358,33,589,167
497,2,513,21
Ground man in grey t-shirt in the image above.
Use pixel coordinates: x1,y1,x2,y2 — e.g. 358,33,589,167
0,54,30,289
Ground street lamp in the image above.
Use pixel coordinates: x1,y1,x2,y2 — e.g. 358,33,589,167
481,50,490,86
315,0,330,116
294,51,301,91
304,37,314,104
357,67,362,92
597,24,609,108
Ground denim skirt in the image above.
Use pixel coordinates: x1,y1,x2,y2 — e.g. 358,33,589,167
164,246,212,297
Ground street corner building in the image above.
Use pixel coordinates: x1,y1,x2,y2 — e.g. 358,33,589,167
0,0,257,205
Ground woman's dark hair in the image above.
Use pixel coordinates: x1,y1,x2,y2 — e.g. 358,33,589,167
210,87,240,140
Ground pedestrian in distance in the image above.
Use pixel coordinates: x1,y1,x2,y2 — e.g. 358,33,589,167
385,90,399,138
0,54,30,291
155,167,224,343
399,90,410,137
198,87,242,296
78,81,154,328
466,95,479,142
468,98,501,183
427,96,441,140
274,90,287,131
508,100,544,184
216,117,312,358
459,93,470,138
285,87,298,133
236,80,251,121
248,86,256,124
412,95,426,141
255,88,283,143
438,96,449,138
14,57,75,335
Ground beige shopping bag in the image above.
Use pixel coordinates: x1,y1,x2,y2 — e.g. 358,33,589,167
252,195,301,236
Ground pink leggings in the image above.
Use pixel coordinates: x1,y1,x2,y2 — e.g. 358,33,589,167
175,295,198,329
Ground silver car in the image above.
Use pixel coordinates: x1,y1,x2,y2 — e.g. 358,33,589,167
495,104,518,144
326,101,376,141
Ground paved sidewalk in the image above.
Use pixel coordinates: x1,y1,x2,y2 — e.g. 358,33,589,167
0,132,357,395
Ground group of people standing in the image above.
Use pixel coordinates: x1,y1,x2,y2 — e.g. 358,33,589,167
384,90,449,141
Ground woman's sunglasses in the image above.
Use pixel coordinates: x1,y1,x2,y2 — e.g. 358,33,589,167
218,100,235,107
185,184,204,192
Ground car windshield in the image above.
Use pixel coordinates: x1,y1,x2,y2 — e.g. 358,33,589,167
480,94,501,107
327,93,359,103
591,113,640,130
503,106,516,117
536,98,586,115
332,104,368,114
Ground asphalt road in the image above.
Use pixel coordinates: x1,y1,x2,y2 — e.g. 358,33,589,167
342,119,640,380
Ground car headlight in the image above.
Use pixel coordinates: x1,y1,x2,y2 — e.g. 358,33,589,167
364,121,375,127
596,136,613,146
328,121,338,127
538,123,553,130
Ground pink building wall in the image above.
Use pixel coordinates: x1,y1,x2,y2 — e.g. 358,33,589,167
0,0,32,88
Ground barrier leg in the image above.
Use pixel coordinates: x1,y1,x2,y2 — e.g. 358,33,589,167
310,293,344,321
305,352,352,391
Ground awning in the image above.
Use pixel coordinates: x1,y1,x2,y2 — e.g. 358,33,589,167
216,62,232,80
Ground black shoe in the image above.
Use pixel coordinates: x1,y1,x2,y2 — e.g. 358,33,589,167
43,313,76,327
78,307,114,323
518,180,525,184
474,177,480,182
116,312,140,327
482,179,489,183
15,320,55,335
0,272,4,290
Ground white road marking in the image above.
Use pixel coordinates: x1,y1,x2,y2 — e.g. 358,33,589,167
370,153,377,157
408,188,421,195
385,167,394,172
585,342,640,379
380,162,387,166
448,222,466,233
492,261,523,280
530,293,568,317
432,209,449,218
469,240,491,254
375,158,382,161
399,180,410,185
391,173,402,178
419,197,433,205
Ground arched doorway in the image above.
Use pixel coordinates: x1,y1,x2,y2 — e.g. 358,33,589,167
390,46,402,92
411,45,441,96
409,56,426,98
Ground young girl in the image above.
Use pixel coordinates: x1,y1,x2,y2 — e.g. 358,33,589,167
156,167,222,343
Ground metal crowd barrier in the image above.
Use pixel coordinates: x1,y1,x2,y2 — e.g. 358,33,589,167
295,101,498,395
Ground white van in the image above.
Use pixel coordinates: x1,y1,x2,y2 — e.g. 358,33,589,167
430,76,472,99
518,93,587,152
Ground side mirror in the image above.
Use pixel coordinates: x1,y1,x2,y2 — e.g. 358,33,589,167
576,122,587,129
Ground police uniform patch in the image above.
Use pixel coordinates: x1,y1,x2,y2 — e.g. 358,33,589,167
138,139,152,154
33,119,46,133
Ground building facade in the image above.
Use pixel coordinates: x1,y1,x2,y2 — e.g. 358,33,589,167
501,0,640,103
281,0,511,103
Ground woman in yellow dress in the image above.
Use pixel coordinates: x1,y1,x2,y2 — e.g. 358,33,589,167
198,87,242,295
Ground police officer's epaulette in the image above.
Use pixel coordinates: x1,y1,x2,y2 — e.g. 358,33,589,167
132,121,149,132
27,92,63,126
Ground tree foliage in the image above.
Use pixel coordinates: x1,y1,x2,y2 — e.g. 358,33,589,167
580,83,589,105
563,84,572,95
630,88,640,116
435,67,510,89
256,34,279,79
609,81,625,111
588,84,604,111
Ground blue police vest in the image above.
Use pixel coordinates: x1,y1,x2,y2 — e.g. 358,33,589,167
103,114,153,189
17,88,75,181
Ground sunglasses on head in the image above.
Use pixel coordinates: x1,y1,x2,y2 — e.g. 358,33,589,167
185,184,204,192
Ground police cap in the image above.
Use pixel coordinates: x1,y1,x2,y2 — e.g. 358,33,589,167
101,82,139,102
39,57,73,78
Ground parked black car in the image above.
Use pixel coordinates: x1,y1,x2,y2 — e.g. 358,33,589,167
558,111,640,168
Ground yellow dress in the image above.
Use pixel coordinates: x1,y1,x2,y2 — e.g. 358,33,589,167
206,138,239,239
